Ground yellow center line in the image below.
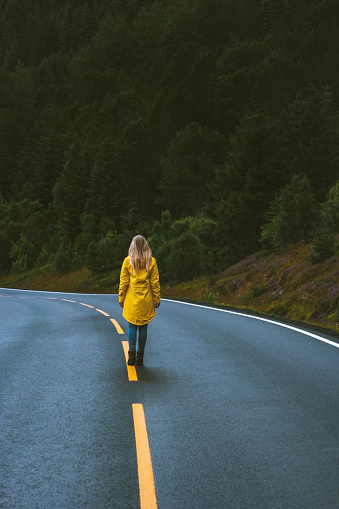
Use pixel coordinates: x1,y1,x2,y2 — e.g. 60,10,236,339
132,404,158,509
13,293,156,507
110,318,124,334
122,341,138,381
96,309,110,317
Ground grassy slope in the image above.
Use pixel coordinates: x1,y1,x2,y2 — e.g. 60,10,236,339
1,243,338,334
164,244,339,334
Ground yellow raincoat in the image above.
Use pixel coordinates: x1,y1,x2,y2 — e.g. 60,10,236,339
118,256,161,325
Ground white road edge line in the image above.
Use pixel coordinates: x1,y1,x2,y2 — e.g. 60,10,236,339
1,289,337,349
0,288,106,296
162,298,339,349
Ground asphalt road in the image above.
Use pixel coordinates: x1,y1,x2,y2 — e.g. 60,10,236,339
1,288,338,508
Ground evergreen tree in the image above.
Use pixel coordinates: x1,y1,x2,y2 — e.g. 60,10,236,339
282,87,339,200
166,230,204,283
312,180,339,262
261,174,319,251
16,104,68,205
210,111,286,264
158,122,226,217
0,0,338,276
53,136,92,242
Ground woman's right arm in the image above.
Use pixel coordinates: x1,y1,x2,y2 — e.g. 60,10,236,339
118,258,130,306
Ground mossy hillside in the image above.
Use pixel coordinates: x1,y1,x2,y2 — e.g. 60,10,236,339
1,242,338,334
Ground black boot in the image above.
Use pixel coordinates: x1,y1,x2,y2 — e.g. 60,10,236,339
127,350,136,365
136,351,144,366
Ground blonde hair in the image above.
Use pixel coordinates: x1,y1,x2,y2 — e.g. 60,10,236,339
128,235,152,273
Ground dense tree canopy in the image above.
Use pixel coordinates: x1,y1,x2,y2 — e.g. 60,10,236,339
0,0,338,281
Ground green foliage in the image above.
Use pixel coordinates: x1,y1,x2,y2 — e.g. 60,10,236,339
53,245,72,274
311,229,337,264
17,104,68,204
11,254,28,274
281,87,339,201
0,232,11,271
3,199,50,269
261,174,319,251
86,231,126,273
35,247,49,267
149,212,216,279
73,213,97,265
148,209,173,249
166,231,204,283
0,0,338,280
147,210,173,279
204,290,219,304
10,234,35,271
157,122,226,217
319,180,339,234
311,180,339,262
214,191,262,270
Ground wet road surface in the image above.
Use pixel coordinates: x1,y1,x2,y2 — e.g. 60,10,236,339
1,288,338,508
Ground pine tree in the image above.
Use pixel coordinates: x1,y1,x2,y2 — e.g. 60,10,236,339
261,174,319,251
158,122,226,217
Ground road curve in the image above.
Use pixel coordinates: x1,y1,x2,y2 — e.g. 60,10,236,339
1,288,338,508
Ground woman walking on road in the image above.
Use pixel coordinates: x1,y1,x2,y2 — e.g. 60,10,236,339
118,235,161,366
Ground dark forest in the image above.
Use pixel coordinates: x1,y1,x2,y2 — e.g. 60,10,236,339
0,0,338,282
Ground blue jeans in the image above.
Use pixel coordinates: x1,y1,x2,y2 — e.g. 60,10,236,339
128,323,148,352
